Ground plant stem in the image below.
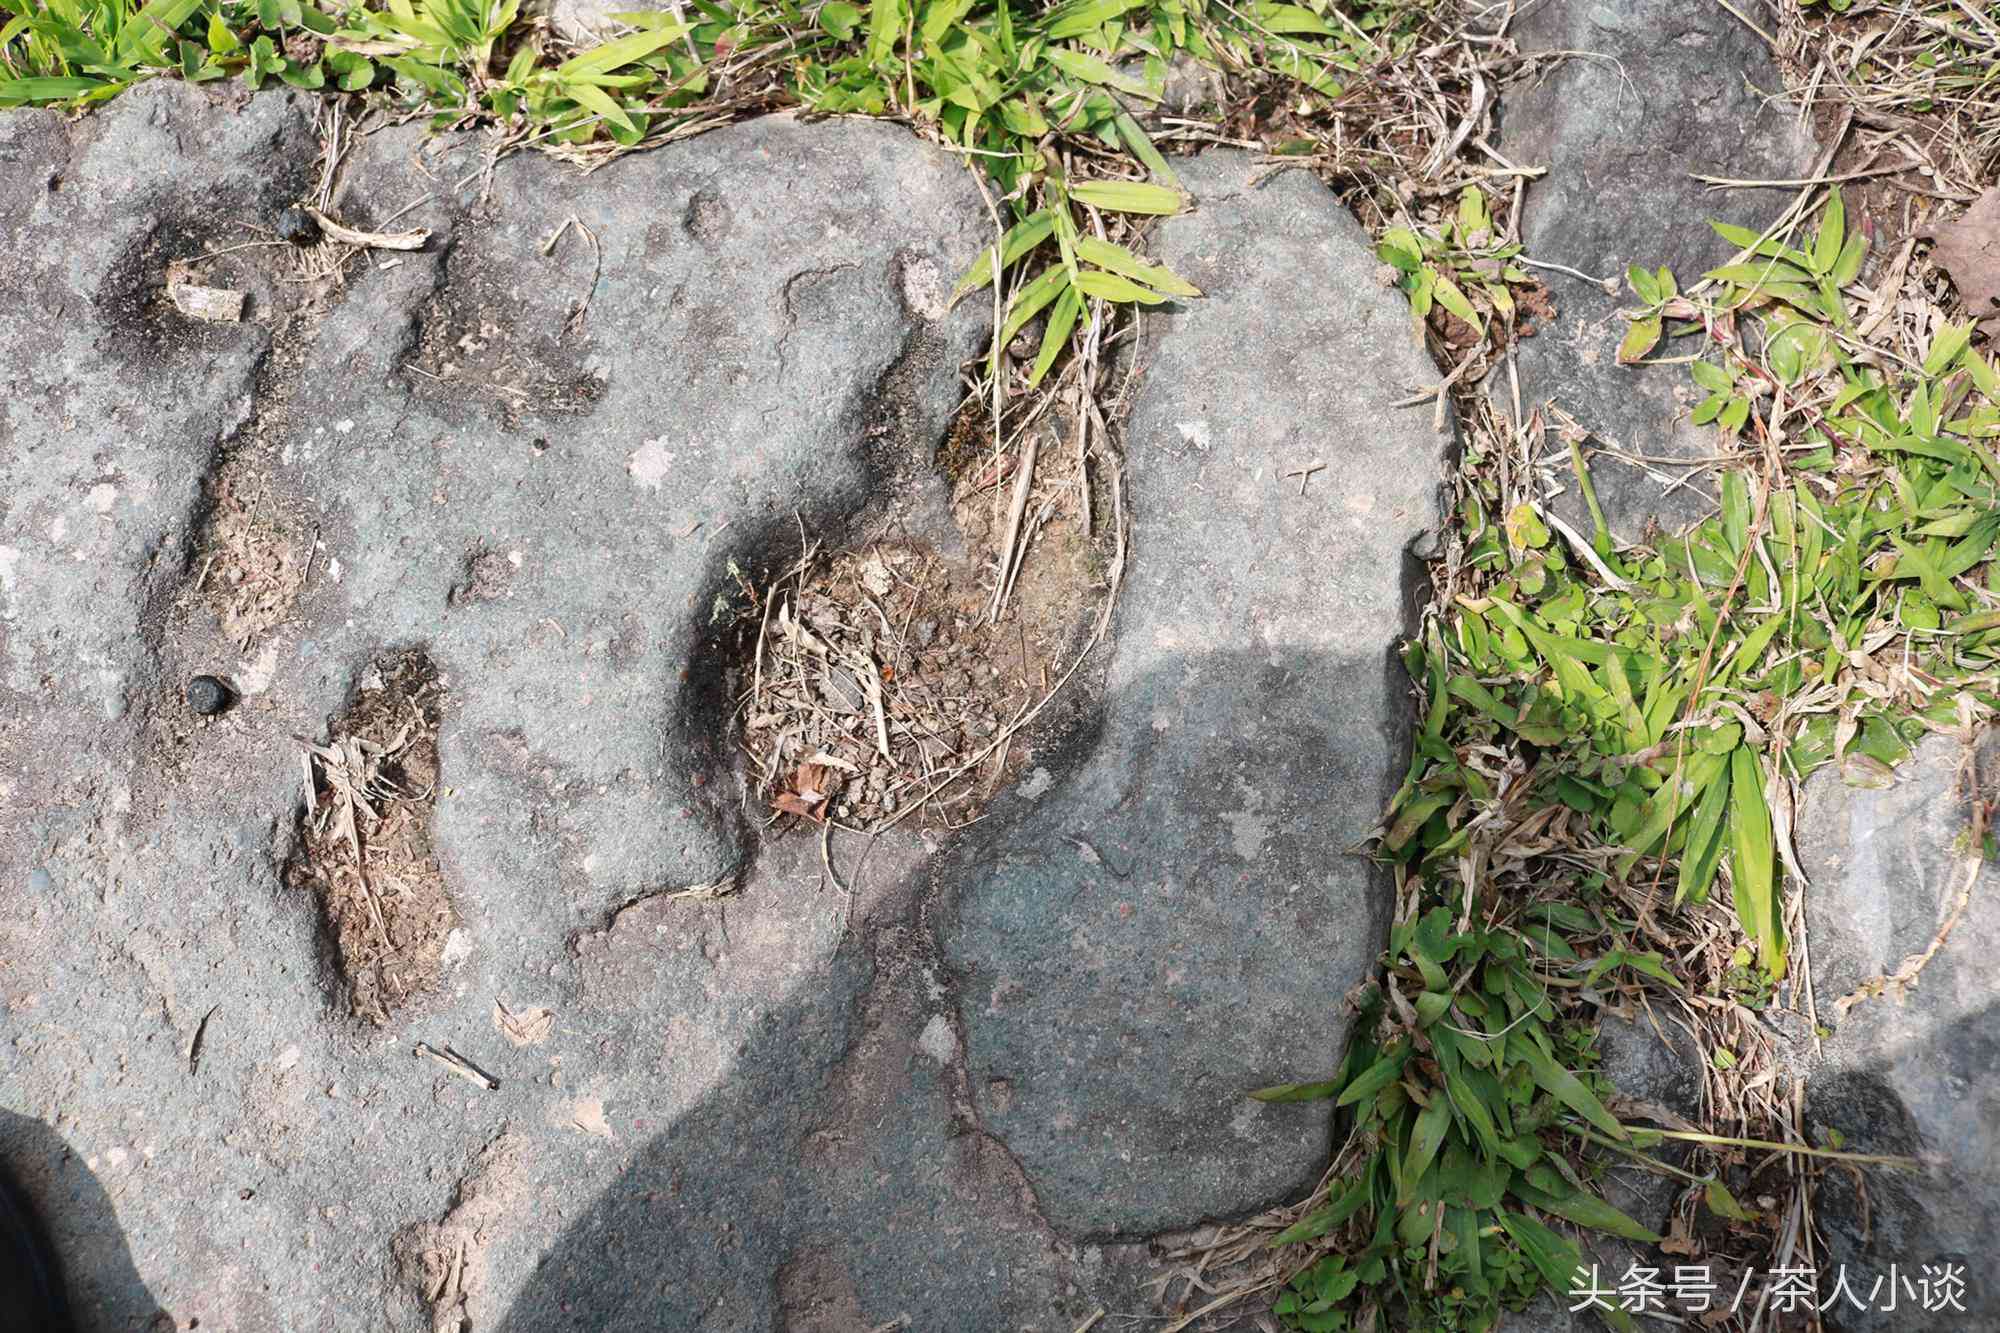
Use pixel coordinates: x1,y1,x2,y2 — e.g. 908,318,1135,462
1649,1128,1922,1169
1573,1128,1709,1183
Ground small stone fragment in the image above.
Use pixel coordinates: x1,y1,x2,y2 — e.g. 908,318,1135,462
186,674,233,716
169,282,245,323
275,206,321,247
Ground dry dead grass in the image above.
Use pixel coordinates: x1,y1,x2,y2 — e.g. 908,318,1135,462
288,649,456,1024
737,401,1115,837
195,454,308,648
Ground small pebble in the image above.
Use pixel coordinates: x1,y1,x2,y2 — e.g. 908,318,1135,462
275,206,320,247
187,675,233,716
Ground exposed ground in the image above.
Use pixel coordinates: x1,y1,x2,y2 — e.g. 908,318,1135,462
734,398,1113,835
288,649,456,1024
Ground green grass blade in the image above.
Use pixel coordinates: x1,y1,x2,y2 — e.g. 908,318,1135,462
116,0,203,64
1727,744,1784,978
1507,1030,1625,1141
951,210,1055,301
1068,179,1181,215
1028,282,1082,386
556,23,689,77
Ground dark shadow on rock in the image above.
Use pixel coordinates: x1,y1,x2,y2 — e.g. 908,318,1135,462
494,647,1397,1330
937,645,1395,1241
0,1111,163,1333
1793,730,1999,1326
1807,1001,1999,1332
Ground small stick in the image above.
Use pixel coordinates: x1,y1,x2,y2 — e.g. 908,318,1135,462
1390,345,1486,432
306,207,429,250
302,523,321,590
1691,157,1926,191
988,433,1039,622
1644,1127,1921,1169
1710,0,1777,51
413,1041,499,1091
540,214,603,334
863,653,893,763
959,165,1009,576
1074,372,1093,538
1511,253,1619,292
1281,461,1325,496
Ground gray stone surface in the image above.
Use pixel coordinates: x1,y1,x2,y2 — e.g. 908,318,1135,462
943,152,1449,1238
0,82,1041,1331
1499,0,1818,539
546,0,663,43
1593,1012,1700,1234
1797,731,1999,1330
0,87,1429,1330
0,84,328,1332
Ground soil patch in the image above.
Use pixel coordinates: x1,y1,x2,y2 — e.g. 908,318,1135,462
735,402,1115,834
401,225,607,429
742,541,1012,829
392,1130,527,1333
193,450,310,648
287,649,455,1024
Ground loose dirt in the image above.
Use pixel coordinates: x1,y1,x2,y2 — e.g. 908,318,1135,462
286,649,455,1024
194,451,310,648
734,400,1115,834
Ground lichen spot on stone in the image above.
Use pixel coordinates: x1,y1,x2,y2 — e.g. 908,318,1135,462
627,437,676,490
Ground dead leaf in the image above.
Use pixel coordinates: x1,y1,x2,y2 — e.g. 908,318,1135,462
493,999,554,1047
1923,187,2000,326
771,762,837,821
1659,1214,1701,1258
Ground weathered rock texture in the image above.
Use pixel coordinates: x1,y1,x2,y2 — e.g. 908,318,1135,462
0,85,1437,1330
1798,732,1998,1329
1500,0,1818,539
0,82,1008,1331
546,0,661,42
943,152,1448,1238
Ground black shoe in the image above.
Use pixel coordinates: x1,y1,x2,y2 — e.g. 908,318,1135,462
0,1161,69,1333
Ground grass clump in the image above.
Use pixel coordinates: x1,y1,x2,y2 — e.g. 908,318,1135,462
1204,178,2000,1331
1251,906,1659,1333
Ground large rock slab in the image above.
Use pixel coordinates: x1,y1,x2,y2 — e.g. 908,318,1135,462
491,834,1158,1333
944,152,1449,1237
1797,731,1998,1328
0,83,324,1332
0,83,1001,1331
1500,0,1818,539
2,84,1437,1329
